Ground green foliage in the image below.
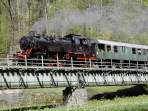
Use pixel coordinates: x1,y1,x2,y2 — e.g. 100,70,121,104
27,95,148,111
0,86,148,111
143,0,148,6
47,0,148,45
0,9,9,54
1,0,148,55
0,86,134,110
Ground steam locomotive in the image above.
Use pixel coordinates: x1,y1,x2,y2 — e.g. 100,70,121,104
16,32,97,63
16,32,148,68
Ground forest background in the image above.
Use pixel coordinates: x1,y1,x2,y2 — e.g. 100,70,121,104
0,0,148,54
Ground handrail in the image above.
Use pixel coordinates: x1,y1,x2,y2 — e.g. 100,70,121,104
0,57,147,71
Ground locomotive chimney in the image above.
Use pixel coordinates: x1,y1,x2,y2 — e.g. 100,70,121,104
28,31,36,37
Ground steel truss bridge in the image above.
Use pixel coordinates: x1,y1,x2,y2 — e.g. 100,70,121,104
0,57,148,88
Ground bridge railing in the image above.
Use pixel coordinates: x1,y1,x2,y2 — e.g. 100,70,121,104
0,57,147,71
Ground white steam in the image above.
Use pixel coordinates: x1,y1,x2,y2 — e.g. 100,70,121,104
31,17,47,33
49,0,148,35
31,0,50,33
31,0,148,36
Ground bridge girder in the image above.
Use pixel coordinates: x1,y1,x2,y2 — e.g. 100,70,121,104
0,69,147,89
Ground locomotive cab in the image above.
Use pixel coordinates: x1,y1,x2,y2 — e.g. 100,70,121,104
64,34,96,61
65,34,88,45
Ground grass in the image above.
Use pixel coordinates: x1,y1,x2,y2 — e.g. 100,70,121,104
23,87,65,95
88,95,148,111
86,85,133,97
31,95,148,111
0,88,65,110
0,85,147,111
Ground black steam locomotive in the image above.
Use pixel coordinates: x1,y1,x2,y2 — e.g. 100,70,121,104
16,32,97,63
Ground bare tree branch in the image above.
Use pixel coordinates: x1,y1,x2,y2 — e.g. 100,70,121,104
0,0,13,21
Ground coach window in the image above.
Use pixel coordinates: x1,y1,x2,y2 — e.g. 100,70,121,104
122,46,125,52
143,49,147,55
137,49,142,55
107,45,111,52
132,48,136,54
98,44,105,51
113,46,118,53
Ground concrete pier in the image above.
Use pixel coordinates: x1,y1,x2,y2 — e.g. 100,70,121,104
63,87,88,106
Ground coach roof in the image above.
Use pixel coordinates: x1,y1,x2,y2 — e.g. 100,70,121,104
97,39,148,49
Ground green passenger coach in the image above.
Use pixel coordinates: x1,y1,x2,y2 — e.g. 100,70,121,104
96,40,148,66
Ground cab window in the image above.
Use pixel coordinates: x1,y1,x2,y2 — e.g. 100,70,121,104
74,38,80,45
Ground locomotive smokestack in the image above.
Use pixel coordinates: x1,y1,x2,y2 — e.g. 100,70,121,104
28,31,36,37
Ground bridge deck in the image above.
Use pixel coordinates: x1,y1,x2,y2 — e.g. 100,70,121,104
0,57,147,88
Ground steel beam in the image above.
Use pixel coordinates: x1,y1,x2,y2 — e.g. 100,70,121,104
0,69,147,89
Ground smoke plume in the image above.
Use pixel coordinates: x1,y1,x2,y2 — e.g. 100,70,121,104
31,17,48,33
48,0,148,36
31,0,50,33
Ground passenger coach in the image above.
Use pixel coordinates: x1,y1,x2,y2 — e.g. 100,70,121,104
96,39,148,68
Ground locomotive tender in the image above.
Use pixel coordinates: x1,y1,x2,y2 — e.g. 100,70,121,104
16,32,148,68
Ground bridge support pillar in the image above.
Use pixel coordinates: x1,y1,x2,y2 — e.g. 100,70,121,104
63,87,88,106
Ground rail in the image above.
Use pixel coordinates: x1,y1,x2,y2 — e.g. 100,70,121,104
0,56,148,71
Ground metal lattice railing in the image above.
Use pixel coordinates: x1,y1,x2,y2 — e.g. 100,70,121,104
0,56,147,71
